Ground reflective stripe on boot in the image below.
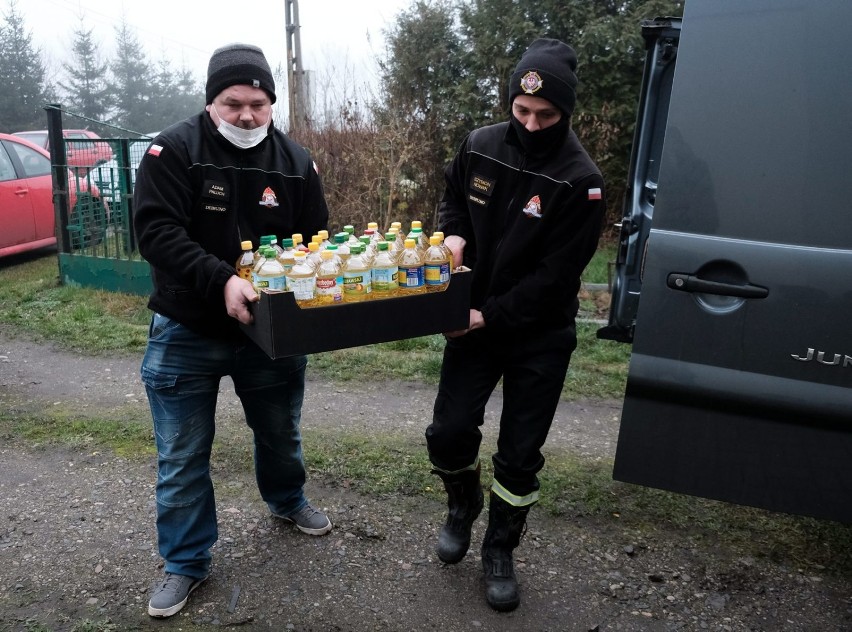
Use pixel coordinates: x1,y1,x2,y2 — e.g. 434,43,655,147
433,465,484,564
481,492,531,612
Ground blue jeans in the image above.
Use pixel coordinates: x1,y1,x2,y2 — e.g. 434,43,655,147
140,313,309,578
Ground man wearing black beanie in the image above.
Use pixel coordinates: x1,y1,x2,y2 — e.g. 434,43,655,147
134,43,332,618
426,38,605,612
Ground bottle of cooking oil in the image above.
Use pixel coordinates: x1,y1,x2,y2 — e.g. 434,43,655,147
306,241,323,270
253,235,274,266
254,246,288,293
432,231,455,271
285,250,316,306
333,232,351,263
424,234,451,292
317,229,332,250
236,240,254,282
409,227,429,254
276,237,296,274
384,232,402,259
251,246,269,291
313,249,343,305
398,238,426,294
291,233,307,253
392,228,406,254
340,225,356,248
359,235,376,266
342,244,372,302
268,236,284,256
407,220,423,241
367,222,380,241
371,241,399,300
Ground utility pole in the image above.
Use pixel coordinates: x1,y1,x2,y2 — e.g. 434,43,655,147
285,0,305,132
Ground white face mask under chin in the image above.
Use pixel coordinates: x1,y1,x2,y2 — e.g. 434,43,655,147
213,106,270,149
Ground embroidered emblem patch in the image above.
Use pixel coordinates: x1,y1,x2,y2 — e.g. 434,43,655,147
258,186,279,208
147,144,163,157
520,71,543,95
587,187,602,200
522,195,543,218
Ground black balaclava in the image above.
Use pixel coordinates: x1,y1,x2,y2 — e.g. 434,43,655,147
507,38,578,156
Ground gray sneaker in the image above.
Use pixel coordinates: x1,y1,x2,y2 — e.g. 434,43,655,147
276,502,333,535
148,572,206,618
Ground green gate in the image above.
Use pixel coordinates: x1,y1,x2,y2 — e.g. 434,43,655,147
46,105,154,296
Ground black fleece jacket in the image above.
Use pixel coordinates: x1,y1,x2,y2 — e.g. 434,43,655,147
438,121,605,332
133,112,329,340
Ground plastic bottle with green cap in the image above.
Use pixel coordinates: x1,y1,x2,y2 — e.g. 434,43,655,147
342,244,372,302
254,246,287,293
372,241,399,299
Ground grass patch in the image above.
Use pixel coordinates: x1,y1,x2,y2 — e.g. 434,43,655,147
308,322,630,400
582,241,617,285
0,255,150,355
0,405,153,458
307,335,446,384
565,321,630,398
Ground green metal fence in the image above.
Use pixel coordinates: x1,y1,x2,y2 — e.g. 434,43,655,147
46,105,154,296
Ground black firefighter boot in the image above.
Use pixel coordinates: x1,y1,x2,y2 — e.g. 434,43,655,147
481,492,531,612
433,465,484,564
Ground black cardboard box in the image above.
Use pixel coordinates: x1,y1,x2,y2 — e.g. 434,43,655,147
241,269,472,358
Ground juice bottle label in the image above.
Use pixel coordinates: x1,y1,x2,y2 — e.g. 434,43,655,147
288,276,315,301
372,266,398,292
343,271,372,297
266,275,288,292
238,269,252,281
399,265,424,289
316,276,342,302
424,262,450,286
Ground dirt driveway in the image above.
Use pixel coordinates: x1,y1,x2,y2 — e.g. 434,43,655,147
1,328,851,631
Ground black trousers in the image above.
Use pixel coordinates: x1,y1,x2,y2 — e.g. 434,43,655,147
426,325,576,499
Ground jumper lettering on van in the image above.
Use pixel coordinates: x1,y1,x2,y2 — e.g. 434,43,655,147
791,348,852,367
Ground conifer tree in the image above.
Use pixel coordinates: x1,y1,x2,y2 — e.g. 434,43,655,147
0,0,50,132
108,18,154,131
60,22,111,126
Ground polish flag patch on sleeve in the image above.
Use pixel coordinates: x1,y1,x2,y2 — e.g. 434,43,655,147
587,187,602,200
147,144,163,157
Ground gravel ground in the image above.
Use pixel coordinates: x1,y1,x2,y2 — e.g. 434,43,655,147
1,328,851,632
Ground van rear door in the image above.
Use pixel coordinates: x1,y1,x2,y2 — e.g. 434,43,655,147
611,0,852,523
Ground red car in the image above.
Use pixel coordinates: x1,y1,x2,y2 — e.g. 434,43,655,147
12,129,113,173
0,132,107,258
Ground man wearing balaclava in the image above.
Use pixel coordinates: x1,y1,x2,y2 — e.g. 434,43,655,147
425,38,606,612
134,43,332,618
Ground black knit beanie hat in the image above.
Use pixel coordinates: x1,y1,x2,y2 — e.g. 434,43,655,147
508,38,578,116
206,43,276,104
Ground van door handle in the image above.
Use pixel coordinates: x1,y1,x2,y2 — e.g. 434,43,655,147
667,273,769,298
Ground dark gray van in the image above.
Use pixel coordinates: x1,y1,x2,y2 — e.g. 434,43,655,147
600,0,852,523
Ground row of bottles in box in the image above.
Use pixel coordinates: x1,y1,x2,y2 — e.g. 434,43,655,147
236,221,454,306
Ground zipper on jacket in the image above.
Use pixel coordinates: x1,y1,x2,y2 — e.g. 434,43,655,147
494,155,527,255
